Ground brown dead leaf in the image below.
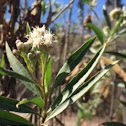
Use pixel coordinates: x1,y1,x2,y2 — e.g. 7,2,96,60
101,56,126,82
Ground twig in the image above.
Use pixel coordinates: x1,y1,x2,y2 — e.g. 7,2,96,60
63,1,74,62
55,117,64,126
51,0,74,23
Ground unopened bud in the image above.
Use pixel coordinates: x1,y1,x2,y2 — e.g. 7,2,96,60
103,26,110,37
24,42,31,50
27,52,36,60
110,8,122,20
35,51,41,59
12,49,20,55
15,40,22,45
16,41,25,51
121,20,126,26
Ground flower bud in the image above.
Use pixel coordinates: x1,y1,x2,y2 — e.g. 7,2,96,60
121,20,126,26
103,26,110,37
24,42,31,50
27,53,34,60
12,49,20,55
110,8,122,20
15,40,23,45
35,51,41,59
16,41,25,51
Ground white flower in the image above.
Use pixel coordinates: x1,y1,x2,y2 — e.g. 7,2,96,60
26,25,57,49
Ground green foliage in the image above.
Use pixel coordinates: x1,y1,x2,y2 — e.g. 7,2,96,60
4,34,117,125
45,61,117,122
103,6,111,29
120,101,126,108
0,96,38,114
44,57,52,93
86,23,104,44
52,36,96,89
0,67,34,83
3,5,125,124
82,0,89,5
6,42,40,96
0,55,4,68
41,1,47,16
105,51,126,59
111,18,123,36
101,122,126,126
1,0,126,125
17,96,43,110
51,44,106,110
0,110,33,126
26,22,31,35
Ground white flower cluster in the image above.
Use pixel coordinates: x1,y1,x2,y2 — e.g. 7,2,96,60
27,25,57,49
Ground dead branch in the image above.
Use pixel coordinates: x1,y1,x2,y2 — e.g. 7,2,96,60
51,0,74,23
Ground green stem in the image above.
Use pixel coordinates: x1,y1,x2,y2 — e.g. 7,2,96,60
39,50,49,124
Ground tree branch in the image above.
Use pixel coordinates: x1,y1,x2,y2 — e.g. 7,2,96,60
51,0,74,23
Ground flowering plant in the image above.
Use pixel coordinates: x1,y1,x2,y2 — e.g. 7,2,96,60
0,24,117,126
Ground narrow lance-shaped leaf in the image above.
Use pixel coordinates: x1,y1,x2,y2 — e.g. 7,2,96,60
17,96,43,110
51,44,106,110
91,8,99,21
86,23,104,44
44,57,52,93
26,22,31,35
101,122,126,126
111,18,123,36
120,100,126,108
0,110,33,126
0,55,4,67
105,51,126,59
46,61,117,122
0,96,38,115
52,36,96,89
103,6,111,29
0,67,34,83
6,42,40,96
119,29,126,35
41,1,47,16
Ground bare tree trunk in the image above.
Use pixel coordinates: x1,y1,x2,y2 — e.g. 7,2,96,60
63,1,74,62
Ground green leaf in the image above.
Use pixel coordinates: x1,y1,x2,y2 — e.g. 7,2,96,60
111,18,123,36
120,100,126,108
0,110,33,126
118,29,126,35
103,6,111,29
101,122,126,126
0,96,38,114
0,55,4,68
51,44,106,110
41,1,47,16
6,42,40,96
82,0,89,5
52,36,96,89
91,8,99,20
17,96,43,110
26,22,31,35
44,57,52,93
0,67,34,83
105,51,126,59
46,61,117,122
86,23,104,44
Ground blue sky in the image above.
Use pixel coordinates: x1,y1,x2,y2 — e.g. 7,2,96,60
5,0,126,30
